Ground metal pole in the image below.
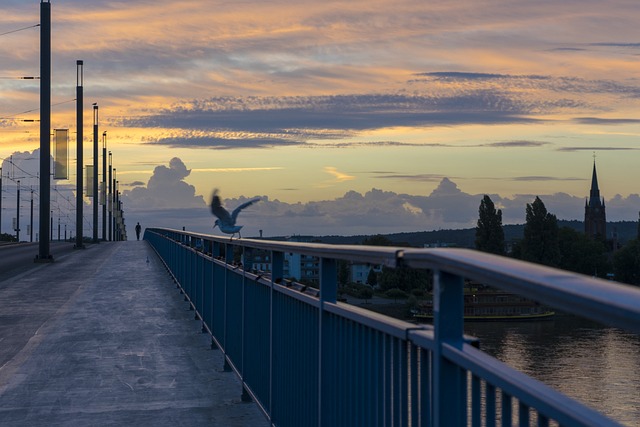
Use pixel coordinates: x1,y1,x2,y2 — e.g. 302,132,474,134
50,210,53,241
112,169,116,241
37,0,52,261
108,152,112,241
102,131,107,240
75,60,84,249
30,189,34,242
16,181,20,242
92,104,98,243
0,167,3,236
58,217,60,241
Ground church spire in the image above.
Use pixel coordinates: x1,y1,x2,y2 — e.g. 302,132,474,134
585,157,606,239
589,160,601,207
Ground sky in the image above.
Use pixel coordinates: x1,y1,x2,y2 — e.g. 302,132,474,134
1,0,640,238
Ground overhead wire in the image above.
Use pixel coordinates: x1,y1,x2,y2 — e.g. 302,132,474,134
0,98,76,119
0,23,40,37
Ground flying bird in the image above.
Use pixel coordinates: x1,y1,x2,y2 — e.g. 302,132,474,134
210,189,261,239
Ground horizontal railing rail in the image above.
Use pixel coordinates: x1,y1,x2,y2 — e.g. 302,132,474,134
144,227,640,427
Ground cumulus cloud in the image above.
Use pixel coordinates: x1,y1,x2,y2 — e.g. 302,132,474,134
121,157,206,210
0,149,85,236
117,159,639,237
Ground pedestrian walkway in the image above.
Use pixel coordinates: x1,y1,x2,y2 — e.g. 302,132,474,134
0,241,268,426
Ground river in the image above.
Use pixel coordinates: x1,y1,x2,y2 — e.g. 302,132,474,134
464,313,640,426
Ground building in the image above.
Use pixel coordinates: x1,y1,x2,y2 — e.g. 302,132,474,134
350,263,382,285
584,161,606,239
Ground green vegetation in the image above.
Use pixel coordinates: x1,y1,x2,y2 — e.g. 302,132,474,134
0,233,17,242
519,196,560,267
475,195,505,255
613,240,640,285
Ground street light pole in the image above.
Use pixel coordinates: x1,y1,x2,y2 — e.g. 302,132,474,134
102,131,107,240
108,152,112,241
92,103,99,243
37,0,52,261
0,167,3,237
30,189,33,242
16,181,20,242
75,60,84,249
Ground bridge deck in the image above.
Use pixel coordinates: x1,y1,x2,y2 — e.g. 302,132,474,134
0,241,267,426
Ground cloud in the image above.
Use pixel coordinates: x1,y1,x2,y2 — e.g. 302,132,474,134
557,146,640,152
323,166,355,183
373,173,448,182
482,140,549,148
0,149,86,236
120,159,639,237
415,72,549,81
121,157,206,210
573,117,640,125
193,167,284,173
121,93,541,139
512,176,584,182
108,69,640,151
588,43,640,48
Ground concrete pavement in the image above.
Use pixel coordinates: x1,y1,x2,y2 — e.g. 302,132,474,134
0,241,268,426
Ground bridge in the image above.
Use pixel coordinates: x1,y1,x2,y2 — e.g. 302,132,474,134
1,228,639,426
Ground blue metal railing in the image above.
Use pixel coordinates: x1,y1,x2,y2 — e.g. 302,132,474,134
144,227,640,427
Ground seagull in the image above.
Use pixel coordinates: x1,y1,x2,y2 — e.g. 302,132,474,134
210,189,261,239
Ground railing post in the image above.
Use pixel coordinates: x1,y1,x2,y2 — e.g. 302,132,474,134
433,269,465,426
270,250,283,421
319,257,337,427
222,242,234,372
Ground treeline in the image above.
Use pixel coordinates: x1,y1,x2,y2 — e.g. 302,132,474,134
332,195,640,291
475,195,640,286
318,220,638,248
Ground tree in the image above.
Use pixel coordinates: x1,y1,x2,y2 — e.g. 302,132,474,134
385,288,408,303
520,196,560,266
362,235,394,246
358,287,374,302
378,265,430,292
337,260,350,286
366,268,378,287
613,239,640,286
0,233,17,242
557,227,610,277
475,195,505,255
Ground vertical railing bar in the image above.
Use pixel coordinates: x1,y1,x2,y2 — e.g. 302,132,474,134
409,343,422,427
472,374,481,427
538,413,550,427
502,391,512,427
487,383,496,427
519,401,530,427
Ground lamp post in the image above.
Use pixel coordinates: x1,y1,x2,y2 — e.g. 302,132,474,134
92,103,98,243
112,168,116,240
30,189,33,242
75,60,84,249
108,152,112,241
15,181,20,242
0,167,3,236
102,131,107,240
37,0,52,261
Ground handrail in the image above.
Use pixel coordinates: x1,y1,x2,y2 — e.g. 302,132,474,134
144,227,640,427
402,248,640,334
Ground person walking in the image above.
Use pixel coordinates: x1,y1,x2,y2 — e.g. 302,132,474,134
135,222,142,241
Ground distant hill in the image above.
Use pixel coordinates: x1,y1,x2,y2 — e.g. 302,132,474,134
314,220,638,248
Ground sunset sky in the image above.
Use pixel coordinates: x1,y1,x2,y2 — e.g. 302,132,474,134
1,0,640,238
